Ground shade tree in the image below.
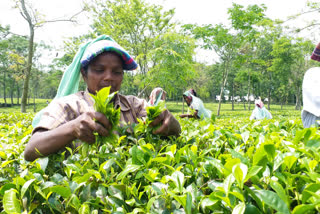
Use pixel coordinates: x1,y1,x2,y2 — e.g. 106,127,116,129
88,0,175,76
11,0,85,112
146,32,196,104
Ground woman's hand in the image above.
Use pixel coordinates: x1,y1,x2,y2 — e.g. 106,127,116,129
25,111,111,161
179,114,188,118
71,111,111,144
149,110,181,136
179,112,198,119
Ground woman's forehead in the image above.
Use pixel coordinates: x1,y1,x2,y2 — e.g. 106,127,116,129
89,52,123,67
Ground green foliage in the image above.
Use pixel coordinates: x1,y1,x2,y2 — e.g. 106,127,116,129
89,0,175,76
89,86,121,144
1,0,320,212
1,107,320,213
146,100,166,121
146,32,196,96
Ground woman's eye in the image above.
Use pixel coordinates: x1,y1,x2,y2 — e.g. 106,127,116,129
113,70,123,75
94,69,104,73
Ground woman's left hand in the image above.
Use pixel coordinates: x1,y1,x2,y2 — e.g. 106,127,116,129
149,110,181,136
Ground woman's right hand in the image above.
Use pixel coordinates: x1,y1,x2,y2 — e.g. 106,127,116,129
179,114,187,118
25,111,111,161
71,111,112,144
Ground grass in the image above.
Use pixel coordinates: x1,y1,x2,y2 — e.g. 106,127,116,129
0,98,50,113
166,100,301,120
1,98,301,121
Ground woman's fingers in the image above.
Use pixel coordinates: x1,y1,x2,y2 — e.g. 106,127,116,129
152,122,169,135
149,110,166,127
74,111,111,143
149,110,171,136
94,112,112,130
149,110,181,136
93,121,109,137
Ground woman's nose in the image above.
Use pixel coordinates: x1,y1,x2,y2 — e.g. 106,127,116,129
102,70,113,80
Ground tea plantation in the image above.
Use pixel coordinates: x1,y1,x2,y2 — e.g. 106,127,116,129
1,104,320,213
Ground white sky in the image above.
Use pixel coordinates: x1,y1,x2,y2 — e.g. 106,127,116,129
0,0,318,65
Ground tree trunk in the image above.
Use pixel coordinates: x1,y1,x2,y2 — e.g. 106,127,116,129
243,97,246,110
232,81,235,111
182,96,185,114
295,86,301,110
268,87,271,110
247,75,251,111
11,79,15,106
20,0,35,112
268,72,272,110
176,92,179,105
3,70,7,106
33,89,36,112
241,86,246,110
217,62,229,116
29,92,32,105
17,84,20,105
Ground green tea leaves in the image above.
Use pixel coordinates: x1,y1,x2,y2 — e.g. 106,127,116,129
1,108,319,213
90,86,121,144
3,189,21,213
146,100,166,121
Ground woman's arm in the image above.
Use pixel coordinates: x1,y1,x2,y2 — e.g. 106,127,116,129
149,110,181,136
179,110,199,119
179,114,192,118
24,112,111,161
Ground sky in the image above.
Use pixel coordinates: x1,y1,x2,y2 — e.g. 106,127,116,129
0,0,318,64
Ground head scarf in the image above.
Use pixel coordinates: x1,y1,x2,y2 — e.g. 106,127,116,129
183,91,192,102
311,42,320,62
188,89,197,97
302,67,320,118
183,89,211,119
183,89,196,102
32,35,137,127
80,39,137,70
148,87,166,106
255,99,264,109
250,99,272,120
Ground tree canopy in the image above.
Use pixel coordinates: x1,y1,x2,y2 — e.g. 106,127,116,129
0,0,319,115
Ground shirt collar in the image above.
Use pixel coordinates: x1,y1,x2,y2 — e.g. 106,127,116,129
114,93,131,111
84,89,95,106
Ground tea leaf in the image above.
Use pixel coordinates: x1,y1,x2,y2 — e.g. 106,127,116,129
3,189,21,213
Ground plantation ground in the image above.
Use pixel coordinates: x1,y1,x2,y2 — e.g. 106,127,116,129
2,99,317,214
0,98,301,120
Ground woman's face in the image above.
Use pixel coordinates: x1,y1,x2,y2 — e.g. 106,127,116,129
81,52,124,94
184,95,192,105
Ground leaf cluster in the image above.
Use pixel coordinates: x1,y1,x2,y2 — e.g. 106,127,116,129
146,100,166,121
90,86,121,144
2,108,320,213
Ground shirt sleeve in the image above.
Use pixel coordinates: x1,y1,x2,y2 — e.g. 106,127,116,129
191,98,201,111
32,100,75,134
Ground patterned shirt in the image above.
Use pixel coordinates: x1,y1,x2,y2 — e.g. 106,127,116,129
301,110,320,128
33,90,147,134
311,42,320,62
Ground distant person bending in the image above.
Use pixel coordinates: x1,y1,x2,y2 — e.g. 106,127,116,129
148,87,166,106
179,89,212,119
301,42,320,128
250,99,272,120
24,35,181,161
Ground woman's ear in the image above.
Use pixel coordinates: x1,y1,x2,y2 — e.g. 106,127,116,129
80,68,87,82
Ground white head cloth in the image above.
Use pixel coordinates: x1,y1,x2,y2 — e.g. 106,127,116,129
302,67,320,117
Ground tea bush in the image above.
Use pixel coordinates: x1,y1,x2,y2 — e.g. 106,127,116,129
1,110,320,214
